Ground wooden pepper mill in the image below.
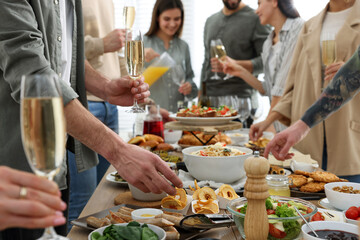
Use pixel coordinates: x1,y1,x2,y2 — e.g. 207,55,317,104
243,151,270,240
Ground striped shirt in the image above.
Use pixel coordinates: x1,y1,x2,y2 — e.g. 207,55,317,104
261,17,304,98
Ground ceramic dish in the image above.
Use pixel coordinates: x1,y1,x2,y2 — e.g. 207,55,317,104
318,198,341,211
170,114,239,126
106,171,128,186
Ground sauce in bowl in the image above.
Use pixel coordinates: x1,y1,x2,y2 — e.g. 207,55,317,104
308,229,358,240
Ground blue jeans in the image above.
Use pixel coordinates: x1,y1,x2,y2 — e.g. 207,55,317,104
68,101,119,231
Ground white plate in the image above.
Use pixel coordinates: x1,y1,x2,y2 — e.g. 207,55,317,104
318,198,341,211
316,208,345,222
106,171,128,187
88,223,166,240
170,114,239,126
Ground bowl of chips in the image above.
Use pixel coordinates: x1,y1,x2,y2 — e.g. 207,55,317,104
161,188,192,214
129,184,167,202
182,143,253,183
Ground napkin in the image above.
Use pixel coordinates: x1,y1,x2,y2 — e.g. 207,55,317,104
178,170,246,191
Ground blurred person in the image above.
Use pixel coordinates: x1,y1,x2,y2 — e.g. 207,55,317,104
0,166,66,231
0,1,182,239
200,0,270,113
223,0,304,133
143,0,198,112
67,0,126,230
250,0,360,180
265,46,360,172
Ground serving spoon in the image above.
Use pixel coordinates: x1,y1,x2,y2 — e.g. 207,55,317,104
293,206,319,237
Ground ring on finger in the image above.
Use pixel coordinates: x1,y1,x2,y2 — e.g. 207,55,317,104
19,186,28,199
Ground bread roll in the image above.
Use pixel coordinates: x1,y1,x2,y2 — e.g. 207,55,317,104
144,134,164,143
155,143,174,151
128,136,146,145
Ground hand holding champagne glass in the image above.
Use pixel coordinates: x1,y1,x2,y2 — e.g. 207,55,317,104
211,39,233,80
21,73,68,240
125,28,145,113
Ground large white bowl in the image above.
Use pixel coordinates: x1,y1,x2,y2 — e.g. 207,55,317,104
128,184,167,202
182,146,253,183
302,221,358,240
88,223,166,240
325,182,360,210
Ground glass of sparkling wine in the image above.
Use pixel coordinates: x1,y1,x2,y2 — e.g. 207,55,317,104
210,40,221,80
125,28,145,113
119,0,136,57
322,33,336,66
214,39,233,80
20,73,68,240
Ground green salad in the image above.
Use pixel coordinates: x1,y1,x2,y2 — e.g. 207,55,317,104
237,197,313,240
91,222,159,240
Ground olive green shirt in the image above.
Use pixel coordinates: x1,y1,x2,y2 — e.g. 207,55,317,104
0,0,98,189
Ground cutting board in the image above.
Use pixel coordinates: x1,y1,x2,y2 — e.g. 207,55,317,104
114,191,162,208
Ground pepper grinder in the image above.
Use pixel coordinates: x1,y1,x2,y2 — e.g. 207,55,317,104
243,151,270,240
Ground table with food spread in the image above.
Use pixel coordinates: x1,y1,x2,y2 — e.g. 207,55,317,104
67,110,359,240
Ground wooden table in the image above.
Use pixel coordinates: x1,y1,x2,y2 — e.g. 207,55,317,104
67,166,321,240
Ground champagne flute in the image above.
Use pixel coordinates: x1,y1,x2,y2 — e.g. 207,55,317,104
210,40,221,80
213,39,233,80
119,0,136,57
125,28,145,113
238,97,251,129
171,64,191,103
20,73,68,240
321,33,336,67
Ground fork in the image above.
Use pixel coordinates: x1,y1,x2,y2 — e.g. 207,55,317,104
323,211,335,219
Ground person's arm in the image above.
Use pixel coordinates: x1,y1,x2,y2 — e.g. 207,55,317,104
85,29,126,61
64,99,182,195
179,44,198,98
0,166,66,230
84,61,149,106
264,46,360,160
301,47,360,128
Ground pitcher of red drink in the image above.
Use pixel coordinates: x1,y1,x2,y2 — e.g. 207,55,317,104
143,104,164,138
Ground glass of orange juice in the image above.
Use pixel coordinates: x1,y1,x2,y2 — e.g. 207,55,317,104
143,52,176,86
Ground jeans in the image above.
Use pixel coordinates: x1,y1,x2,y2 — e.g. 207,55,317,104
68,101,119,231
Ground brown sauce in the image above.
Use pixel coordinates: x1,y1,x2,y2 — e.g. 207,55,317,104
308,229,358,240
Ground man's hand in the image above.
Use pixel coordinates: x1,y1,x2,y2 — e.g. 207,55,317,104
112,144,183,195
0,166,66,230
104,76,150,106
210,57,223,73
103,29,126,53
178,82,192,95
264,120,310,160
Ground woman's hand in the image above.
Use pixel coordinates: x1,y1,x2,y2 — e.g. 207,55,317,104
178,82,192,95
324,61,345,82
144,48,160,62
0,166,67,230
223,56,246,77
249,120,273,141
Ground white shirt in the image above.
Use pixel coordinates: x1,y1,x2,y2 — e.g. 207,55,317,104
320,7,353,42
59,0,74,86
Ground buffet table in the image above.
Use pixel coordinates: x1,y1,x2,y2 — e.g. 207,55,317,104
67,165,321,240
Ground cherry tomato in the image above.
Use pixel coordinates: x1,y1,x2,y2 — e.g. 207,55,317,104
311,212,325,221
345,208,359,220
269,224,286,239
306,207,313,214
266,209,276,215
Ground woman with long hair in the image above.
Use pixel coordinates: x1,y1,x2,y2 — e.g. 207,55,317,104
223,0,304,133
143,0,198,112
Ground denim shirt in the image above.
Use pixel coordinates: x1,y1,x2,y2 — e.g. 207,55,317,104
0,0,98,189
144,35,198,112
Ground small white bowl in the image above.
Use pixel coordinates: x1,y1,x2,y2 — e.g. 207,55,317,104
227,132,249,145
325,182,360,210
161,195,192,215
164,129,182,144
131,208,163,220
343,209,360,225
128,184,167,202
191,199,219,214
302,221,358,240
88,223,166,240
